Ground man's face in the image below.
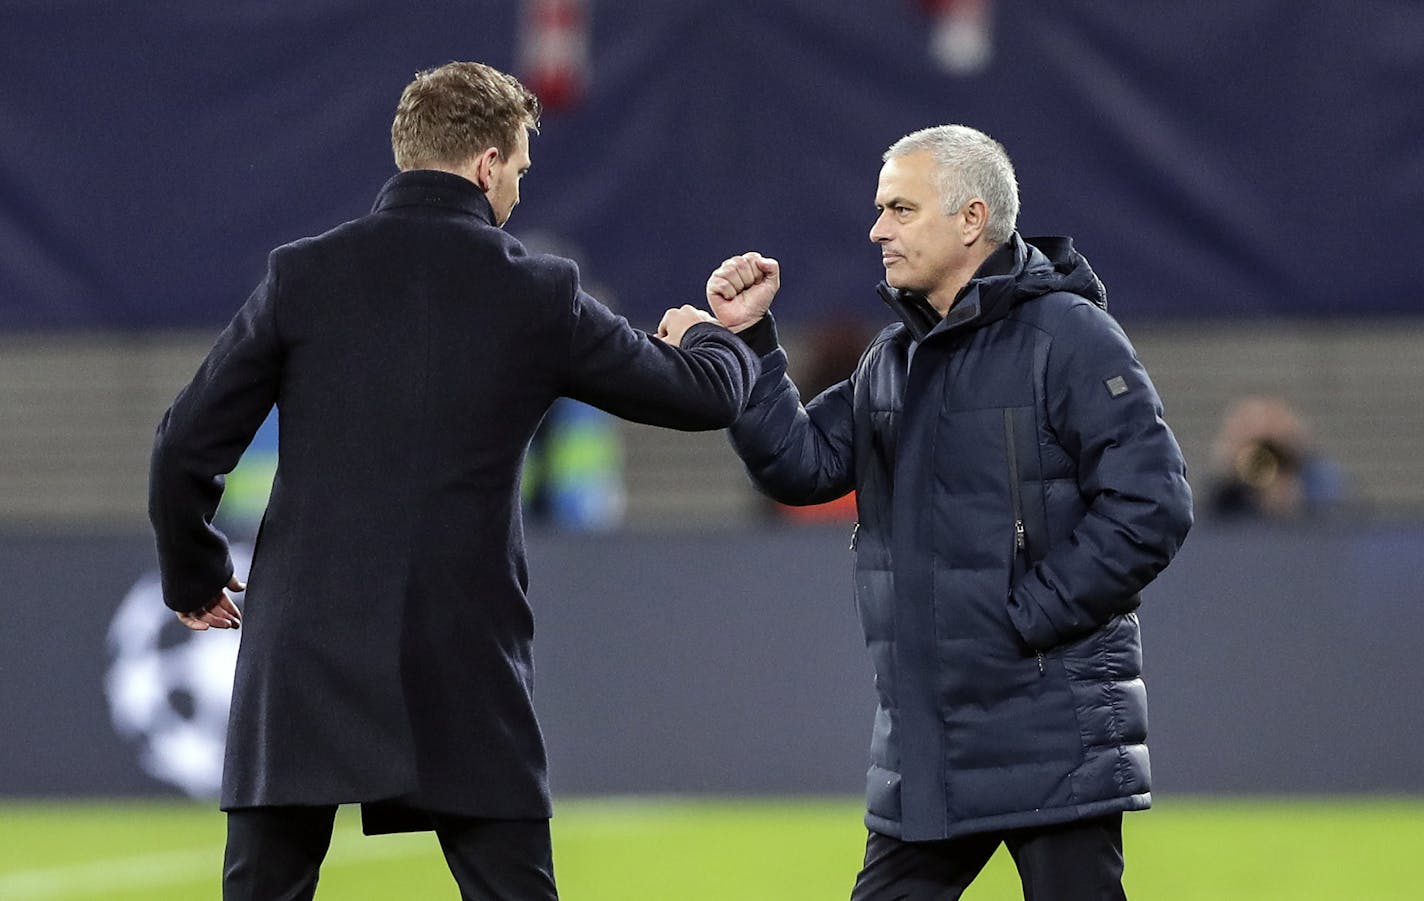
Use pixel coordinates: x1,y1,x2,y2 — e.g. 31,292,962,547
487,128,531,227
869,150,967,310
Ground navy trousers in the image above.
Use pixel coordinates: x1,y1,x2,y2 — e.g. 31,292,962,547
223,805,558,901
850,813,1127,901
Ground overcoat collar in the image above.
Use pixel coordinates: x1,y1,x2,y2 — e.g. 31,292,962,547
371,169,496,225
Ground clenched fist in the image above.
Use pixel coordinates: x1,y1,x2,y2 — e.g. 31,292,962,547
706,252,779,333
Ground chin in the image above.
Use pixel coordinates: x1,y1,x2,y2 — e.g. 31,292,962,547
884,272,913,292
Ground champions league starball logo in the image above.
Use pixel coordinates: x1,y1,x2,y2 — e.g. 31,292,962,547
104,546,250,798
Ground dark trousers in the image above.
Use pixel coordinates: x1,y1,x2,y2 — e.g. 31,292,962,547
223,805,558,901
850,813,1126,901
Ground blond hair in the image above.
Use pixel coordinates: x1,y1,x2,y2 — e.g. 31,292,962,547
391,61,541,171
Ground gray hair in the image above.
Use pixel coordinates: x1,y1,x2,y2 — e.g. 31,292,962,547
884,125,1019,244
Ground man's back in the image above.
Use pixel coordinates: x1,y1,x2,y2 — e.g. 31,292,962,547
151,169,759,824
263,171,579,602
224,171,581,816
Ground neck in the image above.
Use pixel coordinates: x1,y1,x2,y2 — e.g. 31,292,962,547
926,244,997,316
437,162,483,188
404,158,485,191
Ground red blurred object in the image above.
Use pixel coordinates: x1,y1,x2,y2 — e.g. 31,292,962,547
519,0,591,112
915,0,993,75
778,492,858,524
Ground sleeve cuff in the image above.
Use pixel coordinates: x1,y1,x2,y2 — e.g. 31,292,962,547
735,314,779,356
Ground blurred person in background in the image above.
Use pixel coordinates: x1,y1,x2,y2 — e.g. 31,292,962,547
1206,394,1344,520
706,125,1192,900
148,60,758,900
521,396,626,530
516,234,628,531
212,410,278,537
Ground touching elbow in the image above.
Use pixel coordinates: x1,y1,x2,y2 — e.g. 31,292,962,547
715,392,750,428
704,372,754,430
690,399,743,431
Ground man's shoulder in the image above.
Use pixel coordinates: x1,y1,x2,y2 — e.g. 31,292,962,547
270,215,580,289
1020,287,1100,314
871,321,905,343
265,212,385,264
865,321,907,354
1012,289,1115,337
509,247,580,284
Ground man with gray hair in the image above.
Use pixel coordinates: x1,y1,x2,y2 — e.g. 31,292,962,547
706,125,1192,899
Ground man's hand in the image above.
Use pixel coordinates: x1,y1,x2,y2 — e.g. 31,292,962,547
656,304,718,347
177,575,245,631
706,252,780,333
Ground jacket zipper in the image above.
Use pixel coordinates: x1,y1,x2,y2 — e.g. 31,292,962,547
1004,410,1044,676
1004,409,1025,563
849,521,860,551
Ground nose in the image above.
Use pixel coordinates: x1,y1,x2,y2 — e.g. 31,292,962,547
869,210,891,244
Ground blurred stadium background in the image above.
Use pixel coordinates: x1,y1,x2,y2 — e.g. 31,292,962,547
3,1,1423,898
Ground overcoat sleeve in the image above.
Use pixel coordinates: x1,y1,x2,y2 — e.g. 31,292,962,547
727,314,857,505
1007,302,1194,650
149,256,284,613
561,287,759,430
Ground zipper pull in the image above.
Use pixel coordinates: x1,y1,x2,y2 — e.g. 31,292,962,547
849,522,860,551
1035,652,1045,676
1014,519,1026,553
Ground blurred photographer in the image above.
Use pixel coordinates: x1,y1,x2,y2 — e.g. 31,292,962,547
1207,395,1343,520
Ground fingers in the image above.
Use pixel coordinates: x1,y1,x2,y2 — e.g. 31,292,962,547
660,305,712,325
723,255,759,292
709,252,778,298
176,610,209,631
657,305,716,346
213,593,243,625
707,273,738,302
755,255,780,283
711,257,751,294
174,576,247,632
176,608,233,630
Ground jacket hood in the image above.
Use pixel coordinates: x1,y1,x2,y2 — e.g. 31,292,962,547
879,233,1107,342
1013,235,1107,310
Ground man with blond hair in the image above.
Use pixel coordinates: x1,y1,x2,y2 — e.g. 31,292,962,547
707,125,1192,899
150,61,757,899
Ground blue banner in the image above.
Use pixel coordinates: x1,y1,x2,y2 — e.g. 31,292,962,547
3,1,1422,328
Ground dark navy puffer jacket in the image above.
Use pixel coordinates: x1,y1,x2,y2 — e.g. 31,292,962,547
730,234,1193,841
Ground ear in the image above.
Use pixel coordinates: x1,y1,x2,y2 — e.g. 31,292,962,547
472,146,501,192
960,198,989,245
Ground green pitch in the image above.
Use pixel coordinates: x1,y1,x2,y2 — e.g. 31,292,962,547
0,796,1418,899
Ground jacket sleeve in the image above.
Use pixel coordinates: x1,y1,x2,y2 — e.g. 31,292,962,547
561,287,759,430
726,315,857,505
1007,302,1193,650
148,256,284,613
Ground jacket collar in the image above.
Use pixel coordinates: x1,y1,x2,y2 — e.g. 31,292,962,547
878,234,1029,343
880,233,1108,344
371,169,496,225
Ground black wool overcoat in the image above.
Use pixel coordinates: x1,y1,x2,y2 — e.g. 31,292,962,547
149,170,758,830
